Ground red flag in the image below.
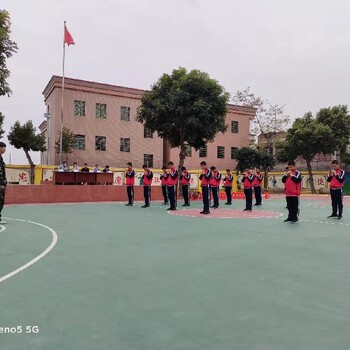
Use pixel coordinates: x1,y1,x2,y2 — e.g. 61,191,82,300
64,25,75,46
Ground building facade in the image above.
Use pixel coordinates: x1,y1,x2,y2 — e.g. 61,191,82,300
41,76,255,169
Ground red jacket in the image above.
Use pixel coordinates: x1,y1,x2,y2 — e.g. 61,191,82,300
167,167,178,186
254,173,263,187
199,168,212,186
180,171,191,185
125,168,135,186
224,174,233,187
282,170,302,196
211,171,222,187
142,170,153,186
327,168,345,189
242,172,255,189
160,171,169,186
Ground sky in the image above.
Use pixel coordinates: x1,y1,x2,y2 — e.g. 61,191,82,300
1,0,350,164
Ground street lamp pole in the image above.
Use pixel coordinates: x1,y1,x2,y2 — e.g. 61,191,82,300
44,112,51,165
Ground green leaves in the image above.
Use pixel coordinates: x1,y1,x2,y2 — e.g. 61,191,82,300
233,147,275,172
55,127,75,155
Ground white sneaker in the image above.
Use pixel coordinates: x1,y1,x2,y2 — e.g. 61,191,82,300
0,220,7,224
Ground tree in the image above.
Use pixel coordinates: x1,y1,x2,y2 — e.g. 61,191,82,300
232,87,290,154
233,147,275,172
0,112,4,138
8,120,46,184
276,113,335,194
136,67,229,169
55,127,76,162
0,10,18,97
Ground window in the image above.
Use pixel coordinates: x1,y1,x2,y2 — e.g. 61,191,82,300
217,146,225,159
231,120,239,133
95,136,106,151
199,145,207,158
144,154,153,168
144,127,153,138
74,100,85,116
96,103,107,119
121,106,130,121
184,144,192,157
120,138,130,152
74,135,85,150
231,147,238,160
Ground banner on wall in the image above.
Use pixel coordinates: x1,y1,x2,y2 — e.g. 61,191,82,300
267,173,328,191
6,168,31,185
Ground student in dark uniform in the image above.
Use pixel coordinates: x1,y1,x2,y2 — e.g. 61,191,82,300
180,166,191,206
282,160,302,223
81,163,89,172
242,169,255,211
141,164,153,208
223,169,233,205
199,161,212,214
160,166,169,205
125,162,135,206
253,168,263,206
167,161,178,211
0,142,7,224
327,160,345,219
210,166,221,209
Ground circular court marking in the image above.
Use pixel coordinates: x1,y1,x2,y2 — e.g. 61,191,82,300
0,217,58,284
168,208,283,219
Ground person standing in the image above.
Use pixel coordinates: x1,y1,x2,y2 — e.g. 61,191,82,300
125,162,135,206
141,165,153,208
167,161,178,211
327,160,345,219
242,169,255,211
199,161,212,214
180,166,191,206
253,168,263,206
210,166,221,209
281,160,302,223
223,169,233,205
0,142,7,224
160,166,169,205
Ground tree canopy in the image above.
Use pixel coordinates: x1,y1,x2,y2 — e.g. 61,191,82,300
55,127,76,161
136,67,229,168
233,147,275,173
0,10,18,97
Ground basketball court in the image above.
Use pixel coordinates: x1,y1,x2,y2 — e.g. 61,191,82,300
1,195,350,350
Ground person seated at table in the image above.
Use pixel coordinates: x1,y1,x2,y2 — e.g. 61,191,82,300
103,165,111,173
71,162,79,172
93,164,101,172
81,163,89,172
58,161,69,172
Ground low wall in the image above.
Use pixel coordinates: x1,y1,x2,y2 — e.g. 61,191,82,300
5,185,163,204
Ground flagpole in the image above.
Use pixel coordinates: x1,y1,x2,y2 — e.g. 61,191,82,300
59,21,66,165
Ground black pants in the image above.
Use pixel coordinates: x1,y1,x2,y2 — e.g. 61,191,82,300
286,196,299,221
244,188,253,210
330,188,343,216
254,186,262,205
225,186,232,204
161,185,168,204
211,186,219,207
182,184,189,205
167,185,177,209
202,185,210,212
143,186,151,206
127,186,134,204
0,186,5,219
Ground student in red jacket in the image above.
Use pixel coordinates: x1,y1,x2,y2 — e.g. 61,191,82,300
223,169,233,205
180,166,191,206
167,161,178,211
242,169,255,211
253,168,263,206
160,166,169,205
141,164,153,208
281,160,302,223
210,166,222,209
199,161,212,214
125,162,135,206
327,160,345,219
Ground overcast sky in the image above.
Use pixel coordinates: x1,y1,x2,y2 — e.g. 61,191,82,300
1,0,350,164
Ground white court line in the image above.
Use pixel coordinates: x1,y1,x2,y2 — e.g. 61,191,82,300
0,225,6,233
0,217,58,284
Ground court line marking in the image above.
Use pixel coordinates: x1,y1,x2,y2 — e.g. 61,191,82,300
0,217,58,284
0,225,6,233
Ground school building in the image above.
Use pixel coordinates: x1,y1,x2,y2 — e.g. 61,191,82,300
40,76,256,169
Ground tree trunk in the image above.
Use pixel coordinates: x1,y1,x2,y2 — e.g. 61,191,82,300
263,170,268,189
178,142,186,198
306,158,316,194
24,149,35,184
